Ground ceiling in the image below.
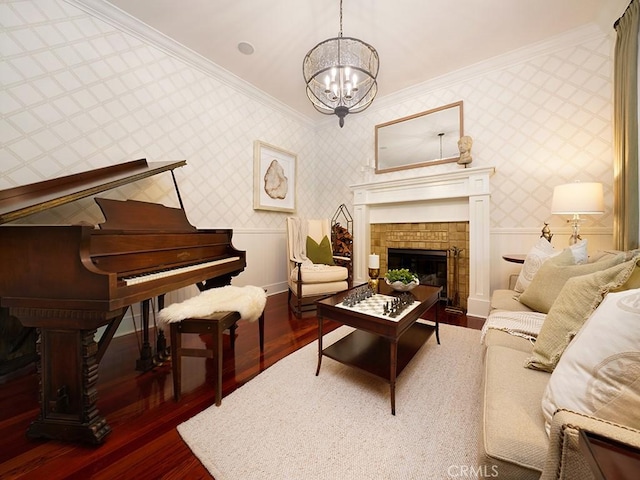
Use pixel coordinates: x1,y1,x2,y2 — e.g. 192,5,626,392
104,0,629,120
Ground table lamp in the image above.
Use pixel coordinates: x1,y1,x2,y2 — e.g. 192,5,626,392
551,182,604,245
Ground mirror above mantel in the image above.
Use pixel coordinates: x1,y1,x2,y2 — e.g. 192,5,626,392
375,101,464,174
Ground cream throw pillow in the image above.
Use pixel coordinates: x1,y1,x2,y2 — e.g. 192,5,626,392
541,288,640,435
567,239,589,264
513,239,587,293
514,238,556,293
526,256,640,372
518,251,624,314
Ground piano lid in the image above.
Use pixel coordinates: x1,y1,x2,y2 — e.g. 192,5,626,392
0,159,186,225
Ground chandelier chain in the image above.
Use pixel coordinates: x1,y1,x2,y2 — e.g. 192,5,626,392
339,0,343,37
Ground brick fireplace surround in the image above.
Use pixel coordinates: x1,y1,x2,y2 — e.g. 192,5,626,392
371,222,469,311
350,166,495,318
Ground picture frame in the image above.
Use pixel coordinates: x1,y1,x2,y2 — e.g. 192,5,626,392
253,140,297,212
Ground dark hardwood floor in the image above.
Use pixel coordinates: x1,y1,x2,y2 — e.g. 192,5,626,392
0,292,483,480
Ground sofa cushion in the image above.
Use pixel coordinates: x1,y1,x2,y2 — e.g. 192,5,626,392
541,288,640,435
481,345,550,478
490,289,535,312
525,256,640,372
290,264,347,283
518,252,624,313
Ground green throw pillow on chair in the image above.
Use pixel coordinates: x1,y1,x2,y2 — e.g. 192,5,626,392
306,236,335,265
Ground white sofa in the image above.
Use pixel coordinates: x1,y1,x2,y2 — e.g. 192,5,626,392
479,246,640,479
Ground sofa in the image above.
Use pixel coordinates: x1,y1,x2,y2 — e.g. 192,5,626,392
479,241,640,479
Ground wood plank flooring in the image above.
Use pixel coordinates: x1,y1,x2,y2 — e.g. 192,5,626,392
0,292,483,479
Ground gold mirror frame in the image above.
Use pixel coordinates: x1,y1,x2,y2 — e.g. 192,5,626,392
375,101,464,173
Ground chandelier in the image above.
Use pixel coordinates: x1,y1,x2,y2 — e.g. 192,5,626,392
302,0,379,127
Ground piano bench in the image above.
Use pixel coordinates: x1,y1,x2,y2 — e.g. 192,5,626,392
169,310,265,406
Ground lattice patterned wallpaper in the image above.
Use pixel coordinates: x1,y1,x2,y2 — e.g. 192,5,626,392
315,27,615,235
2,1,615,240
0,0,320,230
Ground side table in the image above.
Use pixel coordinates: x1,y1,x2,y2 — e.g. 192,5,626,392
502,254,526,264
579,429,640,480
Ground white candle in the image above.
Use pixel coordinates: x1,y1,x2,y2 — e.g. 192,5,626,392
369,254,379,269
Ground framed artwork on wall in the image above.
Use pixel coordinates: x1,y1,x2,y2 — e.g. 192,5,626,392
253,140,297,212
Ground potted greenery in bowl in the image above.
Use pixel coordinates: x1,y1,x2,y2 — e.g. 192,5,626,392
384,268,419,291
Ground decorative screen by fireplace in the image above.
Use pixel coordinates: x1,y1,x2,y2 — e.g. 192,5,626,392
387,248,447,299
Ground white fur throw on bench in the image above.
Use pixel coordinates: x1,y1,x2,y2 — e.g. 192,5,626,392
158,285,267,324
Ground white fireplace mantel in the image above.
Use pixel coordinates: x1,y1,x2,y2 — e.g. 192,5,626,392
350,166,495,318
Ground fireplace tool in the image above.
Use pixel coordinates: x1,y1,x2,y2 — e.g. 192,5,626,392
445,246,465,315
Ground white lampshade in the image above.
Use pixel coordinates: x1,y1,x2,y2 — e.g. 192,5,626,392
551,182,604,214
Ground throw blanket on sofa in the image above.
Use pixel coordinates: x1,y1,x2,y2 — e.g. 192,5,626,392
480,310,546,344
158,285,267,324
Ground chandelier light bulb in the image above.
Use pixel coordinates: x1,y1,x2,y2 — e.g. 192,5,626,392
345,81,352,99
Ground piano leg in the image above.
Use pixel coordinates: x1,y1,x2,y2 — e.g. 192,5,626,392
155,294,169,362
16,308,127,444
135,299,155,372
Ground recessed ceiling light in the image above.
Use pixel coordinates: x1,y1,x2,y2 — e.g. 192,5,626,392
238,41,255,55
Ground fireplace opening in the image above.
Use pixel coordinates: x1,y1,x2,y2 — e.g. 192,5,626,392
387,248,447,299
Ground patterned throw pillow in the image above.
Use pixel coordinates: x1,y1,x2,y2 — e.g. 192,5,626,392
518,251,623,314
514,239,587,293
514,238,557,293
541,287,640,435
306,235,334,265
526,256,640,372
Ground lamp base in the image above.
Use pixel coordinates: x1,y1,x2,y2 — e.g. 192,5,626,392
568,215,583,245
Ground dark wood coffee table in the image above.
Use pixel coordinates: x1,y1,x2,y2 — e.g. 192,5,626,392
315,283,441,415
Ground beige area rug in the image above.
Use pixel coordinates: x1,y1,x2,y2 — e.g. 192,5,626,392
178,323,483,480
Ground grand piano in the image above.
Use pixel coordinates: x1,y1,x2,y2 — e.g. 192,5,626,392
0,159,246,444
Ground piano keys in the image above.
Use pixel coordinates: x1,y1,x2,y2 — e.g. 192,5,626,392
0,159,246,444
122,256,242,286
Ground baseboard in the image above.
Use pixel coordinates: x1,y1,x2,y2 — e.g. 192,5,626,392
466,296,490,319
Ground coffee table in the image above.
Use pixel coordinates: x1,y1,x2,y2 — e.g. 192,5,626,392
315,283,441,415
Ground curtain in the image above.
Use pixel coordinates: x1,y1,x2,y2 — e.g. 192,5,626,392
613,0,640,250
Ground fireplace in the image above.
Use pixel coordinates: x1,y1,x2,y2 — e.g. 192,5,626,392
388,248,448,300
371,221,468,310
350,166,495,318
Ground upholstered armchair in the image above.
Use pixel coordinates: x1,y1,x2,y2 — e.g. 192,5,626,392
286,217,350,317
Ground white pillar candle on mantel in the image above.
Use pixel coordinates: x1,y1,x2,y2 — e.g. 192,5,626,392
369,254,379,269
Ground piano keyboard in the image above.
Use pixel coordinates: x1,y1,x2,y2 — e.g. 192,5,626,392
123,257,241,286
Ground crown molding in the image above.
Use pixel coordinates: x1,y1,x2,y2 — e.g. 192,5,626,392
369,23,609,114
63,0,313,126
62,1,609,130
